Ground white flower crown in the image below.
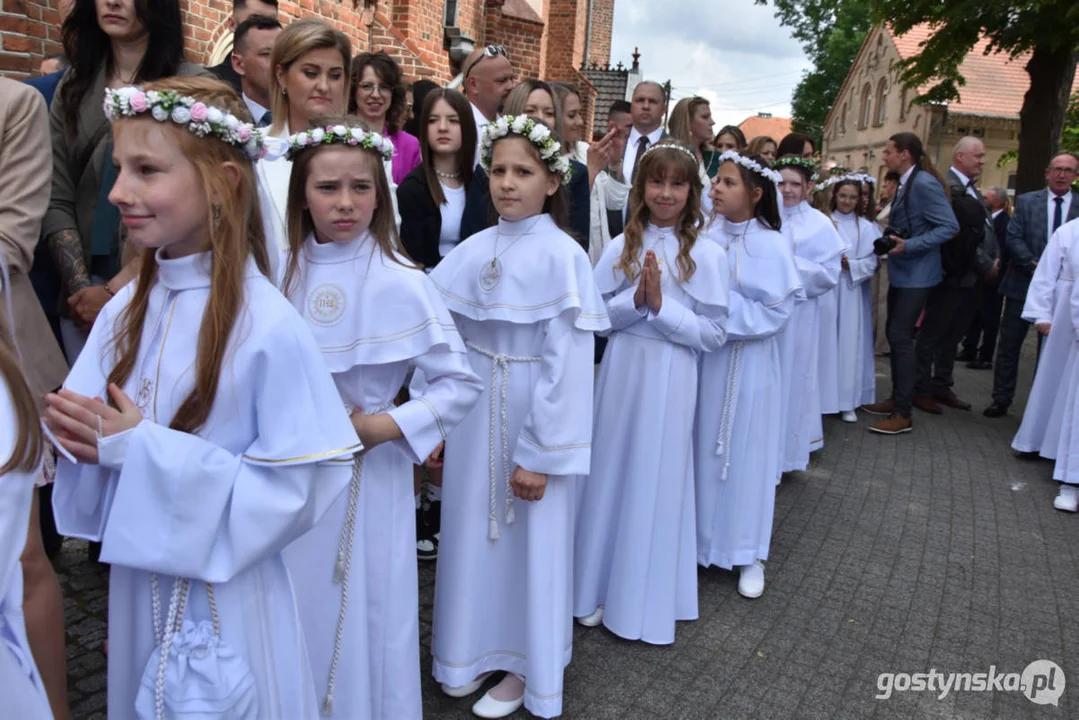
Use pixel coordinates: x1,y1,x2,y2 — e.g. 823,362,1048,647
479,115,572,181
718,150,783,184
815,172,876,193
286,125,396,162
643,142,698,163
103,86,265,160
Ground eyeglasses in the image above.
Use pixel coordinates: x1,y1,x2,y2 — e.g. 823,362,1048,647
1048,166,1078,175
463,45,509,80
358,82,393,96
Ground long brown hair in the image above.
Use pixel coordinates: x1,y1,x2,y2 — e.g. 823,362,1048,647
281,115,411,298
621,141,703,283
0,342,42,476
418,89,476,207
106,77,268,434
668,96,710,155
348,52,407,133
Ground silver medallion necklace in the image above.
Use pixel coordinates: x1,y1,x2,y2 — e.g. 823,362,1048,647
478,216,544,292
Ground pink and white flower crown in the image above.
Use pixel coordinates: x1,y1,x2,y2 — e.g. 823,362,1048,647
103,86,266,161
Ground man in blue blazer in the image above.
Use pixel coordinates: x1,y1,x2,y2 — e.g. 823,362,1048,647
984,152,1079,417
864,132,959,434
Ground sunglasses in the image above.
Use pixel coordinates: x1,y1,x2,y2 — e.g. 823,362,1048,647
464,45,509,80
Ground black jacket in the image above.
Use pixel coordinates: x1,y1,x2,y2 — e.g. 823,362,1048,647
460,160,591,251
209,58,242,94
396,167,445,269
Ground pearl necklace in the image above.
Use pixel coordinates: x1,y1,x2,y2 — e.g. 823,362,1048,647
435,169,461,180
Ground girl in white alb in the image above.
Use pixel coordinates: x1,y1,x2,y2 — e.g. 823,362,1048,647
44,79,361,720
830,177,881,420
428,116,609,719
574,141,729,644
279,121,482,720
695,151,803,600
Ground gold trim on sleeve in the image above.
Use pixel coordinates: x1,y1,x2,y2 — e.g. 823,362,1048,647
242,442,365,465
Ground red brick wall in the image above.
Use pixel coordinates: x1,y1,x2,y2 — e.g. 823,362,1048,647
586,0,613,67
483,2,543,81
0,0,63,75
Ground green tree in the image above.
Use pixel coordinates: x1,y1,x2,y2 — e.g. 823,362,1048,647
766,1,1079,194
759,1,873,148
1064,92,1079,155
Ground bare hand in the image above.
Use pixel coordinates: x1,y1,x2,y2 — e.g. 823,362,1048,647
644,251,662,313
43,384,143,464
587,129,617,179
424,442,445,469
68,285,111,329
841,255,850,270
633,267,647,309
887,237,907,255
985,258,1001,281
1036,322,1051,336
509,466,548,501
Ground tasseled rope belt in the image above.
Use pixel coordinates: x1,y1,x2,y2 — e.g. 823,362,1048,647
466,341,541,540
714,341,745,480
322,400,395,717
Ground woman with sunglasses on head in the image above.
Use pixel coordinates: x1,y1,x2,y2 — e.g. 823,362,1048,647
349,51,422,185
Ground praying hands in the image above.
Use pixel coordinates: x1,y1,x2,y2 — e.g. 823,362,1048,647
43,384,143,464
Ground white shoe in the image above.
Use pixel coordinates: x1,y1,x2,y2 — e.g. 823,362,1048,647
576,606,604,627
1053,484,1079,512
738,562,765,599
472,688,524,718
441,674,488,698
841,410,858,423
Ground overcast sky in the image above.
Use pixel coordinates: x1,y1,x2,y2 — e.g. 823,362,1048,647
609,0,812,127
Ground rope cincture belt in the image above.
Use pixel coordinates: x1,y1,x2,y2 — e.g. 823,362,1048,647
323,400,395,718
149,574,220,720
466,341,541,540
715,340,745,481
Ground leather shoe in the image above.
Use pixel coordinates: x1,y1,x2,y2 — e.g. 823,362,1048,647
913,395,943,414
861,398,895,416
983,402,1008,418
956,349,976,362
934,389,971,411
966,360,992,370
868,413,913,435
472,686,525,719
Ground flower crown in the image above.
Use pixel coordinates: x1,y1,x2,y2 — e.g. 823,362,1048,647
286,125,396,162
103,86,265,160
815,172,876,193
480,115,572,181
772,156,818,174
643,142,698,163
718,150,783,184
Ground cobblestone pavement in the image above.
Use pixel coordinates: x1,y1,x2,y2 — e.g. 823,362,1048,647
59,341,1079,719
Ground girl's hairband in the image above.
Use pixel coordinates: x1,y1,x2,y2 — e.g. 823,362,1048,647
643,142,698,163
286,125,396,162
772,155,817,174
718,150,783,184
815,172,877,192
103,86,266,161
480,115,573,181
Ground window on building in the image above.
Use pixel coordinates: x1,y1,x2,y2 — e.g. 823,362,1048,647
1007,173,1016,191
840,102,847,133
873,78,888,126
972,128,985,138
899,87,908,121
444,0,458,26
957,127,969,136
859,83,872,129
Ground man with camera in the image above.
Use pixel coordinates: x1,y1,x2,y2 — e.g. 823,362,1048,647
909,137,999,415
863,133,959,434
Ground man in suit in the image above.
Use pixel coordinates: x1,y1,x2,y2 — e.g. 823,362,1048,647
460,45,515,169
863,132,959,434
209,0,279,93
960,185,1010,369
984,151,1079,417
911,137,998,414
231,14,280,127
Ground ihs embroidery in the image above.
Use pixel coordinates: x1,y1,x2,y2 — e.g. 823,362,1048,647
135,377,153,414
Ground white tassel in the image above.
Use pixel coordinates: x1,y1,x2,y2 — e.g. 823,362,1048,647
321,692,334,717
505,503,515,525
489,516,500,540
332,552,345,584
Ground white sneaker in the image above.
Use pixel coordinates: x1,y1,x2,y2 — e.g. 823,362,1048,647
738,561,765,599
1053,484,1079,512
576,606,604,627
841,410,858,423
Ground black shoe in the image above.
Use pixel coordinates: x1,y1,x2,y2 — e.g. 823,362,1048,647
416,505,437,561
1015,450,1042,461
966,360,992,370
983,402,1009,418
425,499,442,540
957,350,977,362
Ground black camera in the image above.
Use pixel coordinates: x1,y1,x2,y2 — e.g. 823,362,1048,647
874,227,909,255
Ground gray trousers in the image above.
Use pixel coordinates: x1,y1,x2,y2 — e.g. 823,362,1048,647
886,286,932,418
991,297,1032,407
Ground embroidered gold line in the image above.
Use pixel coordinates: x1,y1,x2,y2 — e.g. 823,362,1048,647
319,318,458,353
416,396,446,440
519,431,589,452
243,442,364,464
151,298,179,423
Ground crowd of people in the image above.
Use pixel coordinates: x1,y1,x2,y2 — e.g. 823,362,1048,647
2,1,1079,719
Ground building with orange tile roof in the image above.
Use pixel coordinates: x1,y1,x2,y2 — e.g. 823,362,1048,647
739,113,793,144
821,23,1079,193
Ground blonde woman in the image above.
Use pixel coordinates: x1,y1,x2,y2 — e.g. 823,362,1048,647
668,96,715,211
747,135,778,164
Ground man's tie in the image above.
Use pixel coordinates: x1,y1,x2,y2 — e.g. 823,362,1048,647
1053,196,1064,233
259,111,272,128
630,136,649,184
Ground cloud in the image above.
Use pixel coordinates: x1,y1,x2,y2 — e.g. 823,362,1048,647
610,0,812,127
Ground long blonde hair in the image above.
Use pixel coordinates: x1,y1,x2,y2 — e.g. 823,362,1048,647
107,77,269,434
281,115,412,298
668,96,710,156
0,342,42,475
269,19,352,135
620,141,703,283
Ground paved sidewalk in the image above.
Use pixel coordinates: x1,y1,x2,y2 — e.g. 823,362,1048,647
59,342,1078,719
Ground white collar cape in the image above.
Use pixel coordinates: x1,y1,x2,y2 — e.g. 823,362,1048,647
593,224,729,313
287,232,464,372
706,217,805,307
781,200,849,262
428,214,609,332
